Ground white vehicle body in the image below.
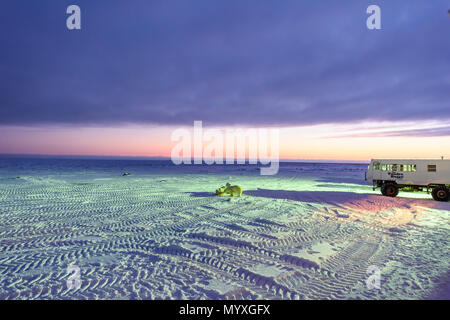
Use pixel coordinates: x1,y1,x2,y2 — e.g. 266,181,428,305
366,159,450,201
366,159,450,186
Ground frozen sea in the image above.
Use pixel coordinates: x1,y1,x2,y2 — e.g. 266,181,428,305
0,157,448,299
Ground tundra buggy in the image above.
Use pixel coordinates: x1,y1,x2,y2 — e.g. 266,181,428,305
366,159,450,201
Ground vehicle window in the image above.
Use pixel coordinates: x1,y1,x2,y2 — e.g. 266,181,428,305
402,164,417,172
427,165,437,172
373,162,380,170
381,164,416,172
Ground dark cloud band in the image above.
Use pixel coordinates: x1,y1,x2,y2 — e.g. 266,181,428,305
0,0,449,127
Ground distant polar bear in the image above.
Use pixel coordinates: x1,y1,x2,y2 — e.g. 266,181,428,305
215,183,242,197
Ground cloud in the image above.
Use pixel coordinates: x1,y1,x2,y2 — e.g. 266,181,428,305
343,126,450,138
0,0,449,127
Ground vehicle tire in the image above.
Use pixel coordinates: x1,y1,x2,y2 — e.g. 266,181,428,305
431,186,450,202
381,183,399,197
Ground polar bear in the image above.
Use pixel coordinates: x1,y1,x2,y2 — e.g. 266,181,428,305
215,183,242,197
215,185,227,196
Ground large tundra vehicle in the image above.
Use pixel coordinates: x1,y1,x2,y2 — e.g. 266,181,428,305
365,159,450,201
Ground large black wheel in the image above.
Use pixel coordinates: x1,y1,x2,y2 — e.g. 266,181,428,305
431,186,450,202
381,183,399,197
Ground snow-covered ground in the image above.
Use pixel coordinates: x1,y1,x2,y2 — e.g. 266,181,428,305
0,159,448,299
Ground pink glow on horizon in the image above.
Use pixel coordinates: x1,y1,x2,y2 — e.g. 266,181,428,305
1,122,450,161
0,126,172,157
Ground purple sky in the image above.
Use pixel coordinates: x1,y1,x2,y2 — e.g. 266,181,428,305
0,1,449,134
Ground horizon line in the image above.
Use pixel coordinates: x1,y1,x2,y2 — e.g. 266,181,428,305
0,153,370,164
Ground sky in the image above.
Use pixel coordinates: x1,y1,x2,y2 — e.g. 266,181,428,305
0,0,449,161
